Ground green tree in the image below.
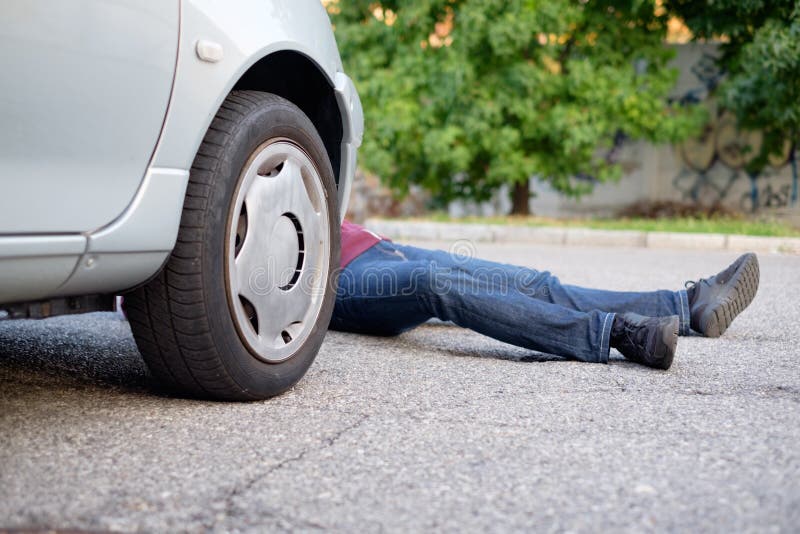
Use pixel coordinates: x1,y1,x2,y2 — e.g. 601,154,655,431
666,0,799,171
330,0,704,214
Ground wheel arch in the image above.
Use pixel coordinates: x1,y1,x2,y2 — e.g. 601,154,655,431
232,50,344,187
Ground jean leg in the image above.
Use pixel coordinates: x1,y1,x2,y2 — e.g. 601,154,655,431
331,242,433,336
417,263,614,363
394,244,691,335
392,245,613,362
552,284,691,335
334,242,614,362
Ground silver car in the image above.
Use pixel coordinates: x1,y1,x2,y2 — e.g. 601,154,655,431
0,0,363,400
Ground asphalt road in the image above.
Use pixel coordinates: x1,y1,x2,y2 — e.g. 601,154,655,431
1,242,798,533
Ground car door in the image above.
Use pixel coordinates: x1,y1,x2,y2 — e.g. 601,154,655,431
0,0,178,234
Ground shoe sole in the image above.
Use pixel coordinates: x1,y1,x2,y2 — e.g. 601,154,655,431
701,253,760,338
654,315,679,370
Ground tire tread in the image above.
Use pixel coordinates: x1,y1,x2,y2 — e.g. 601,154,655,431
125,91,337,401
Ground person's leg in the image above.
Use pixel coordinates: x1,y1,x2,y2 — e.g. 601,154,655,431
394,244,691,335
332,241,615,363
420,268,615,363
397,242,679,367
331,241,433,336
550,283,690,336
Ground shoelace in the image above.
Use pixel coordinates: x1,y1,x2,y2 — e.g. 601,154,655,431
621,321,649,350
685,278,713,290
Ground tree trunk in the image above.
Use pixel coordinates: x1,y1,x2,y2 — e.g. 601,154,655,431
511,179,531,216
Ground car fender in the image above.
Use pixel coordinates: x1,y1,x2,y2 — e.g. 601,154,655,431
67,0,361,297
153,0,347,168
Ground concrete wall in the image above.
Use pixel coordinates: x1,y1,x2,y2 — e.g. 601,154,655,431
450,43,799,218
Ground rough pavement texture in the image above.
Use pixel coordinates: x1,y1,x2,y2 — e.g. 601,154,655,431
1,243,798,533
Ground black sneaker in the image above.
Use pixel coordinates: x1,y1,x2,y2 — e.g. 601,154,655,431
686,253,760,337
610,313,679,370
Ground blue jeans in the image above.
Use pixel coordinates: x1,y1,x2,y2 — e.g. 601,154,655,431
331,241,691,363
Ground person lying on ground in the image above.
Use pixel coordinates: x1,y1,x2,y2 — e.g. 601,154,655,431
330,220,760,370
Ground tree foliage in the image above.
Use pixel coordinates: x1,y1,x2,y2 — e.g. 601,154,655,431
665,0,799,171
329,0,704,208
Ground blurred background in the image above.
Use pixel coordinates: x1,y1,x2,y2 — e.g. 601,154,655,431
324,1,799,236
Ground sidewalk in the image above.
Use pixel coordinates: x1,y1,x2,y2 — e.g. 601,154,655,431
365,218,800,255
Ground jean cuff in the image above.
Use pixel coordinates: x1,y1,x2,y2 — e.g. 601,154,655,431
676,289,692,335
598,311,615,364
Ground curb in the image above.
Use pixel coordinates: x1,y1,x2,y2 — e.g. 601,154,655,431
365,219,800,255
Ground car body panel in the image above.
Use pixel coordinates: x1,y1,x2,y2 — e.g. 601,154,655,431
0,0,362,306
0,0,179,233
87,167,189,254
334,72,364,219
0,236,84,303
149,0,361,199
51,252,171,298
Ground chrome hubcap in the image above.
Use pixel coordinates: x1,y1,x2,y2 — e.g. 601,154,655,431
226,140,330,363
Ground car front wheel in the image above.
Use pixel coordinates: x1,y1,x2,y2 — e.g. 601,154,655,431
125,91,340,401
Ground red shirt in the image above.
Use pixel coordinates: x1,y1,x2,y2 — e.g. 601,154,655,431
340,220,385,268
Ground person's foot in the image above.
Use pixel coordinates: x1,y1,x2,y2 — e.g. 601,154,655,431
686,252,760,338
610,313,679,370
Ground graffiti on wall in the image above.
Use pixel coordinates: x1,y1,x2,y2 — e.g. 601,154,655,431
671,53,798,212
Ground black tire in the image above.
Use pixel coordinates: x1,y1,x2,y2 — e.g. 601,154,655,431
125,91,340,401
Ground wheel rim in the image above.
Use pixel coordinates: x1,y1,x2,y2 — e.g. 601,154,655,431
226,139,330,364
